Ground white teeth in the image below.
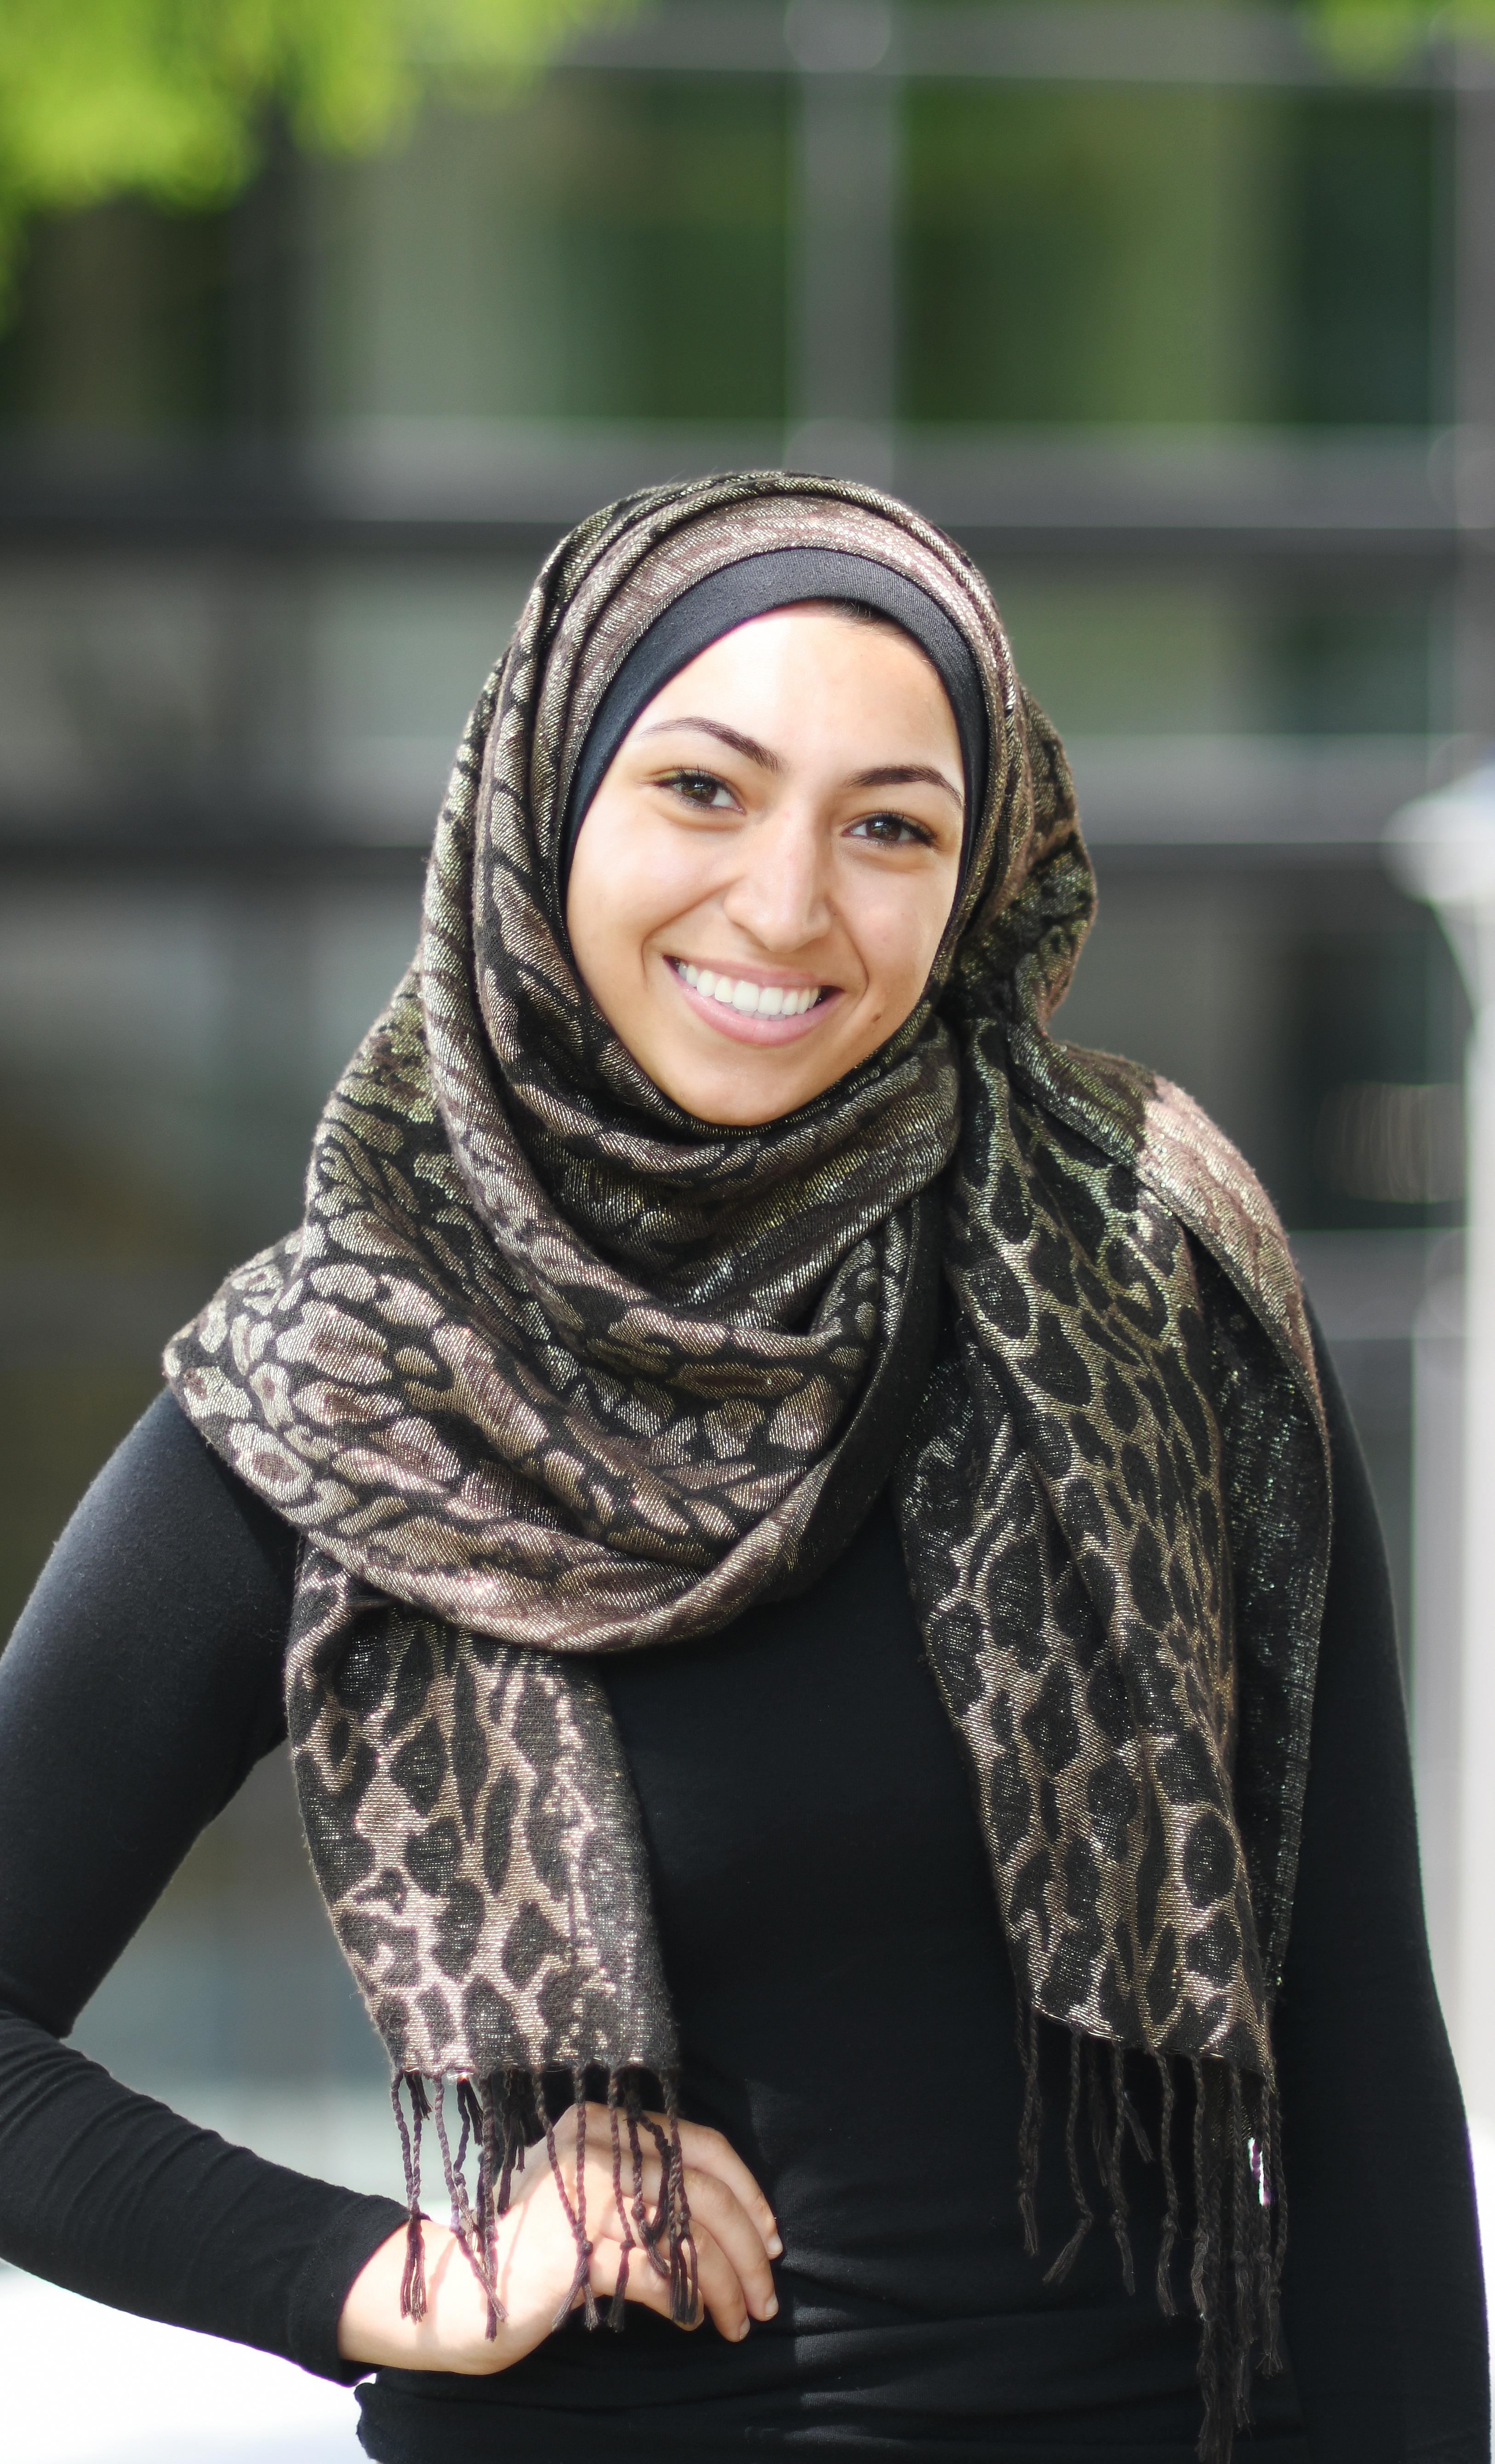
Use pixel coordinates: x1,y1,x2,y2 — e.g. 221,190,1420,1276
676,963,820,1018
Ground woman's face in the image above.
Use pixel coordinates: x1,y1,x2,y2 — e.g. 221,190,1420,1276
565,607,965,1126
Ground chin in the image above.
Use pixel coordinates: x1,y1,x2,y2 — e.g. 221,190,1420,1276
673,1075,826,1128
680,1092,792,1128
647,1024,862,1125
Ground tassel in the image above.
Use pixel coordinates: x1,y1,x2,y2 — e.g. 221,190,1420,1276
573,2069,600,2329
1188,2056,1272,2464
495,2067,525,2219
1044,2034,1094,2286
1016,2002,1042,2259
392,2072,429,2322
1190,2059,1227,2462
662,2073,700,2327
1251,2076,1285,2376
1105,2043,1136,2297
535,2072,594,2333
451,2075,473,2184
473,2074,500,2320
625,2079,671,2279
433,2077,502,2333
1118,2056,1153,2166
606,2071,637,2329
1228,2069,1253,2428
1155,2055,1179,2317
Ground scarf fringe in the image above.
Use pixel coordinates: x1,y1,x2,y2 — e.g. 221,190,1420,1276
391,2065,696,2340
395,2029,1278,2461
1017,2014,1285,2464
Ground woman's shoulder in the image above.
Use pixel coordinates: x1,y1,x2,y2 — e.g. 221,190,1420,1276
6,1386,299,1696
63,1388,300,1612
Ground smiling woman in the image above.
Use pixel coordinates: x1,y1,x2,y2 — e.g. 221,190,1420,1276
0,473,1483,2464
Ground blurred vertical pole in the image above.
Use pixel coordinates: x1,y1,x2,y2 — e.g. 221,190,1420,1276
1423,42,1495,2124
1454,51,1495,744
1389,774,1495,2125
1453,874,1495,2131
784,0,898,485
1411,1257,1465,2022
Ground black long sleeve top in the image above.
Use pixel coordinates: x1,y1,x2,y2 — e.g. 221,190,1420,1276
0,1338,1484,2462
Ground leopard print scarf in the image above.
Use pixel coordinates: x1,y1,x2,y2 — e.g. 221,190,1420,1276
166,473,1330,2458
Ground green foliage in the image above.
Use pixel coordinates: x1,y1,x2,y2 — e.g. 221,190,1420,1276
1307,0,1495,68
0,0,626,307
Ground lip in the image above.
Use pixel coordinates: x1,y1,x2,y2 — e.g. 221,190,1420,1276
663,957,843,1046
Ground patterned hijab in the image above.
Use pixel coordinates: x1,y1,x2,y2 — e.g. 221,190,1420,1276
166,473,1330,2461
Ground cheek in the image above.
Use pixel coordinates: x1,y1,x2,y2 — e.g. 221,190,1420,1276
569,812,699,984
847,874,957,1007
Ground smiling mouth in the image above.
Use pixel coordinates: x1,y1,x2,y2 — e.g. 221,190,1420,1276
670,959,827,1019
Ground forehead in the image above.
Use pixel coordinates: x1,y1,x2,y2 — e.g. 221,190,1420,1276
637,605,958,730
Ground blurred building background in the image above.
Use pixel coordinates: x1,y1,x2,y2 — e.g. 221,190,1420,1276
0,0,1485,2196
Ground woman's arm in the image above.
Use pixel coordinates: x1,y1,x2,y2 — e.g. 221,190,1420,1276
0,1392,780,2375
1274,1329,1488,2462
0,1393,405,2377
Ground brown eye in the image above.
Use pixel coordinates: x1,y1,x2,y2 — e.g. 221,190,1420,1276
849,812,934,847
665,770,736,810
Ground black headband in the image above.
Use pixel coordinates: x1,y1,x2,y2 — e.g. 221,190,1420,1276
560,546,989,889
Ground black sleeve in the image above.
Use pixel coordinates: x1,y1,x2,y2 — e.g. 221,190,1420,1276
0,1391,406,2378
1274,1330,1489,2462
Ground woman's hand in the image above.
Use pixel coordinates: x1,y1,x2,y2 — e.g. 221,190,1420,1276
337,2105,782,2375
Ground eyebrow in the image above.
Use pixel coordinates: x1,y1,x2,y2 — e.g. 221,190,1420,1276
638,717,782,771
850,763,962,807
638,722,962,807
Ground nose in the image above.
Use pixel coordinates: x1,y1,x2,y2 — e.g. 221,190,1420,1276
719,805,833,953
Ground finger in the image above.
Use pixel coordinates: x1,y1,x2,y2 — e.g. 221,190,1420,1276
580,2130,762,2295
583,2215,743,2339
682,2216,752,2340
679,2167,778,2320
545,2103,780,2310
644,2112,783,2257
